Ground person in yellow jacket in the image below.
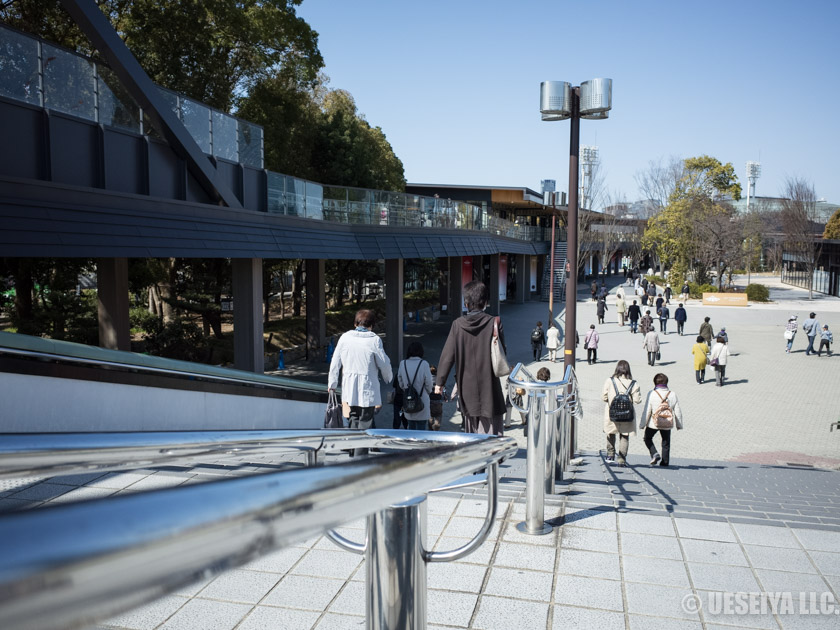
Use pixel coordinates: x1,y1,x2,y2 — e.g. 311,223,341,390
691,335,709,384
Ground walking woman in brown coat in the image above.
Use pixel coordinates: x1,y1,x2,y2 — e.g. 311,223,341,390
435,281,507,435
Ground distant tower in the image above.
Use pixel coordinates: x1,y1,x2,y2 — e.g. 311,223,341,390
541,179,556,205
746,161,761,210
579,146,599,210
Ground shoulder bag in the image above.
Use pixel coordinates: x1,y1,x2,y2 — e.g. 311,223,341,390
491,316,511,377
324,390,344,429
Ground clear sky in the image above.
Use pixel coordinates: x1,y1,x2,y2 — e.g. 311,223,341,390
296,0,839,206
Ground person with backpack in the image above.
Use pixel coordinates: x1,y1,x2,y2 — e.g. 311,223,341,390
601,360,642,466
530,321,545,361
639,373,683,466
658,303,670,334
545,321,561,362
584,324,600,364
397,341,433,430
674,303,688,336
803,312,820,356
709,335,731,387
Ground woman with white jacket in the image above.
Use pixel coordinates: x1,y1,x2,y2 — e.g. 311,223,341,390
709,336,731,387
328,309,393,453
639,373,684,467
545,322,561,362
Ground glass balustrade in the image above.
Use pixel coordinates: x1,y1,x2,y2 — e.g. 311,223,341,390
0,23,552,243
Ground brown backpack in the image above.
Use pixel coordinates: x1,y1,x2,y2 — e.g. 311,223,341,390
651,390,674,429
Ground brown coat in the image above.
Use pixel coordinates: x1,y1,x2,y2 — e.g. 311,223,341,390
436,311,507,420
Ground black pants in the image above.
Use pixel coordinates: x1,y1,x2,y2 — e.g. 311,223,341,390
677,321,685,335
532,342,542,361
647,351,656,365
819,340,831,356
644,427,671,465
695,369,705,383
587,348,597,363
349,406,376,456
715,364,726,386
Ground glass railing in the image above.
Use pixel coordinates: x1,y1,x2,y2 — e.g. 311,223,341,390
0,24,263,168
0,23,557,243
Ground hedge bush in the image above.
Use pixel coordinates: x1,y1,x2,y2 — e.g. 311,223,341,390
689,283,718,298
746,283,770,302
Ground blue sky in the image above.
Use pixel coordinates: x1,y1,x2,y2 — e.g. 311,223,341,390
296,0,839,205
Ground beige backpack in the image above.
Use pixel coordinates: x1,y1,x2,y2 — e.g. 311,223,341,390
651,390,674,429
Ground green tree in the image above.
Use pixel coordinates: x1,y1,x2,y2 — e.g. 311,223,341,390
641,155,742,284
1,0,324,111
824,208,840,240
312,90,405,190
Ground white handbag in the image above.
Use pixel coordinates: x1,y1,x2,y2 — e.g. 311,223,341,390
491,316,511,377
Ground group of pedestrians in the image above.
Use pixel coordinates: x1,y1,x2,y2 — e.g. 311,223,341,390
787,312,833,356
601,361,684,467
328,281,510,439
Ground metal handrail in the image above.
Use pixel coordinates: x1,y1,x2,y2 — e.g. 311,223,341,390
0,430,517,630
0,429,493,480
0,345,328,394
508,362,579,535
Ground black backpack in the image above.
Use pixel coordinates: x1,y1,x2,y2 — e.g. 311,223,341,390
608,378,636,423
531,328,542,343
402,360,425,414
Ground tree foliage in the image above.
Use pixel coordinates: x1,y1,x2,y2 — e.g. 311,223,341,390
824,208,840,240
0,0,323,111
641,155,743,286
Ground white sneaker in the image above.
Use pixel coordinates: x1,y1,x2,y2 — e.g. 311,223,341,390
650,453,661,465
606,455,616,464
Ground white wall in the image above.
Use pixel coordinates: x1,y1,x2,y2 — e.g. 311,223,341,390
0,374,324,432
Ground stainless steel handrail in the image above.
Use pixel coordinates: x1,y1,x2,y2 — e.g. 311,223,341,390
0,345,328,394
508,362,579,535
0,429,496,480
0,430,517,630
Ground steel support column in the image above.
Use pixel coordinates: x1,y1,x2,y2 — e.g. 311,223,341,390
448,257,463,317
232,258,264,373
515,254,528,304
488,253,501,315
384,258,404,369
96,257,130,351
305,259,325,361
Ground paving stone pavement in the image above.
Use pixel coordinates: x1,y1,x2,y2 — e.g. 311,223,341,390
3,447,840,629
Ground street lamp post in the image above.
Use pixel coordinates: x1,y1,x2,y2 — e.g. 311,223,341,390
540,79,613,373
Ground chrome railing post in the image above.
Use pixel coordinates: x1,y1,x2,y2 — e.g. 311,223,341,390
517,389,552,535
366,496,427,630
543,386,558,492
